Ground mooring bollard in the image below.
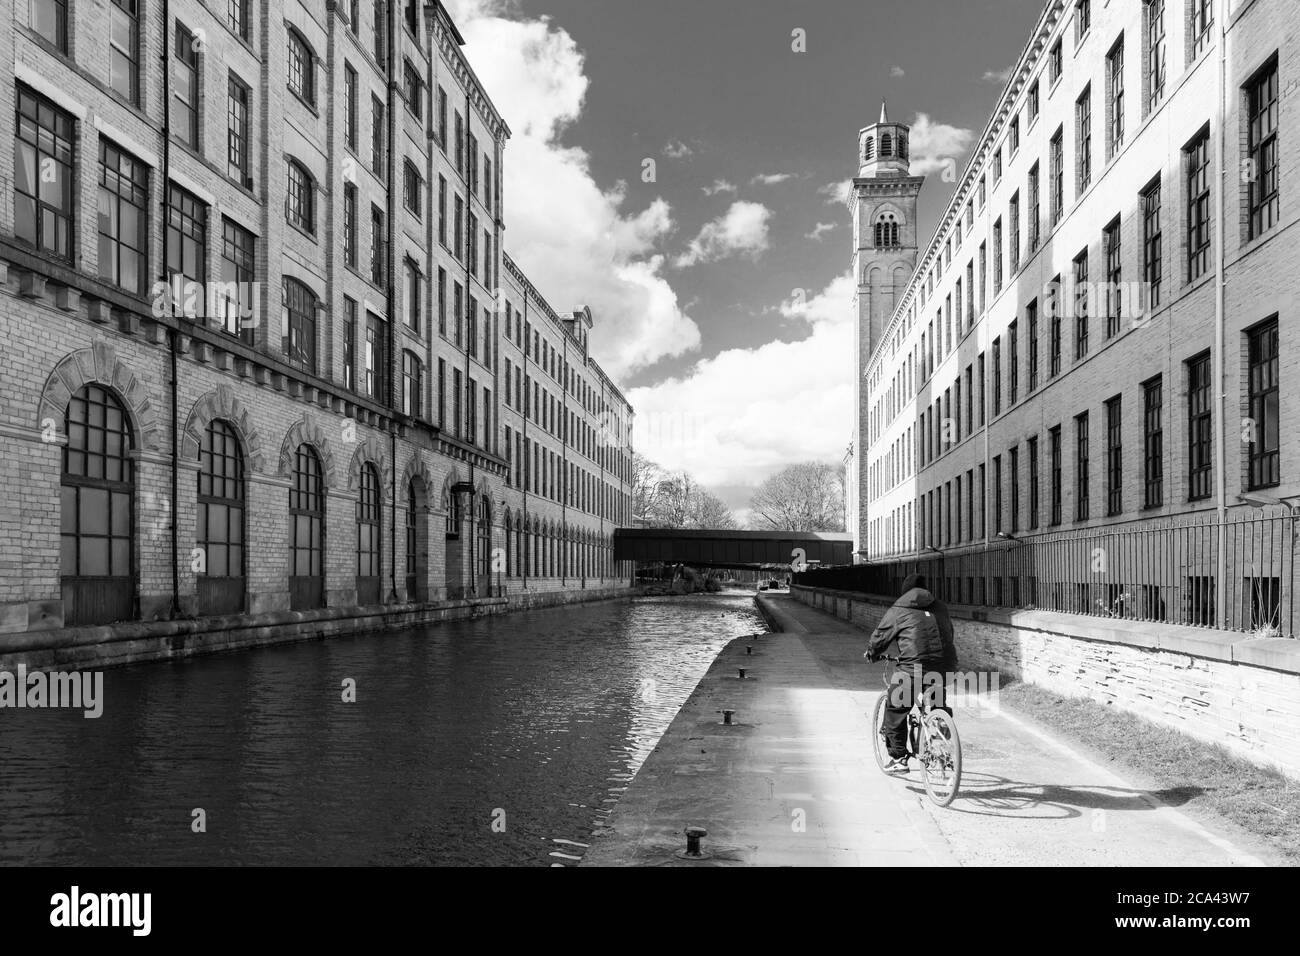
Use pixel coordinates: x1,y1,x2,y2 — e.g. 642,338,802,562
719,709,735,725
684,826,707,857
746,644,753,655
738,667,746,679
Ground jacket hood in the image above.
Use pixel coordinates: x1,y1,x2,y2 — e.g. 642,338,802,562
896,587,935,609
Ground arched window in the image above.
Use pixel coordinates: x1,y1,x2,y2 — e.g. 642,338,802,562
897,130,909,161
282,277,318,374
289,444,325,610
61,384,135,625
518,519,527,578
875,213,900,248
445,488,460,538
287,29,315,105
863,135,875,161
286,159,315,234
504,512,513,578
197,420,245,615
356,462,382,604
477,496,491,577
880,132,893,157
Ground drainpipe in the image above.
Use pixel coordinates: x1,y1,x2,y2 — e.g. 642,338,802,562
385,1,399,603
160,0,180,620
521,294,529,589
1214,2,1228,628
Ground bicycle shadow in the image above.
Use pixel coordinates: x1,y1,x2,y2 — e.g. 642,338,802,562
900,770,1204,819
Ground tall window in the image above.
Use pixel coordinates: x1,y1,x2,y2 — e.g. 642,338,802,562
344,297,357,391
1075,0,1090,43
15,85,74,259
979,242,986,312
438,175,448,246
344,184,357,268
1107,37,1125,157
173,24,200,149
227,75,251,184
1050,128,1064,224
289,445,324,610
1009,319,1019,404
404,160,423,216
1247,318,1280,489
1142,178,1162,309
1186,127,1212,281
1104,216,1122,337
1073,250,1089,359
455,111,464,172
229,0,251,40
478,497,492,578
402,351,423,418
1050,275,1062,377
403,258,421,331
167,183,208,304
438,267,447,336
371,206,385,284
1009,192,1020,272
1247,59,1280,239
993,219,1003,294
992,336,1002,416
365,312,386,401
197,420,245,613
403,60,423,118
372,96,386,176
1143,376,1163,507
61,385,135,625
218,219,255,343
31,0,69,51
978,352,986,426
282,278,317,373
1028,436,1040,529
287,30,315,105
356,464,382,605
1050,38,1063,84
1191,0,1213,59
1105,396,1122,516
407,481,424,598
344,64,358,151
1028,164,1040,251
1145,0,1166,113
286,159,315,233
437,87,448,150
454,195,464,261
993,455,1003,533
1027,300,1039,391
1187,352,1213,500
1009,447,1020,533
374,0,388,68
109,0,140,103
1049,425,1062,525
1075,412,1090,521
1076,86,1092,192
98,141,149,295
1028,81,1039,125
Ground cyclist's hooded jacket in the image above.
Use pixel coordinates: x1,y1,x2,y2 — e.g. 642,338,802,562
867,587,958,671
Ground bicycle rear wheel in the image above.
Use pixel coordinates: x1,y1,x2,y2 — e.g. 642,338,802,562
921,711,961,807
870,693,891,773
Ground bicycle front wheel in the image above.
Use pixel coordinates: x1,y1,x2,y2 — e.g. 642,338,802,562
921,711,962,807
870,693,891,773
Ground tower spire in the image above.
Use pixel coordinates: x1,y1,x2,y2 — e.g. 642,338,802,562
879,99,888,124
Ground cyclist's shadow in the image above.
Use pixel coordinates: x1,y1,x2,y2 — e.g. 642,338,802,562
908,771,1204,819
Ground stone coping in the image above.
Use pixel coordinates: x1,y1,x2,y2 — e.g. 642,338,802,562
791,585,1300,675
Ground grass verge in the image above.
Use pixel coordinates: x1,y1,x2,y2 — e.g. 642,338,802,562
998,678,1300,865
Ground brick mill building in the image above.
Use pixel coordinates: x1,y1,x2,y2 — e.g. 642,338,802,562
0,0,635,655
848,0,1298,634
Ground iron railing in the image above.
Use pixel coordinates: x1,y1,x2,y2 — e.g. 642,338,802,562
797,508,1299,639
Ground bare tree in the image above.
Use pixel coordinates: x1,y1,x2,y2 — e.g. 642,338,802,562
632,452,667,525
635,459,738,529
748,461,845,532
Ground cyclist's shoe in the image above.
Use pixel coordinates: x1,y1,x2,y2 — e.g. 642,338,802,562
883,755,910,774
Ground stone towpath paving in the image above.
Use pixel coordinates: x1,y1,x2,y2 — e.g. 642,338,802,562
581,593,1279,866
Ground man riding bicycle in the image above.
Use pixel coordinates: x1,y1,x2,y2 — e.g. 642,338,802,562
864,573,958,773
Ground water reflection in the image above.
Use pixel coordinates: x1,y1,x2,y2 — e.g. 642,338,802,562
0,593,764,866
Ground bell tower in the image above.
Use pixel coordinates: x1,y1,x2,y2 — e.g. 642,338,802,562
851,101,925,556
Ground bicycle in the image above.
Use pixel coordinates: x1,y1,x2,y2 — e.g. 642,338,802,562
869,656,962,807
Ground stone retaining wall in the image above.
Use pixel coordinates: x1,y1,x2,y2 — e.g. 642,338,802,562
792,585,1300,780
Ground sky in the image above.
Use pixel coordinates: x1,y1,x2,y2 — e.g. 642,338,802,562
446,0,1047,522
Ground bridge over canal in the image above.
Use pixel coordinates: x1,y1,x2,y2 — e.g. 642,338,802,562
612,528,854,571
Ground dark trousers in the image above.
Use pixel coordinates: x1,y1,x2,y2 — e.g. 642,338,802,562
882,661,951,759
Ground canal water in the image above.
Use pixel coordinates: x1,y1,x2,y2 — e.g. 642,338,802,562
0,592,765,866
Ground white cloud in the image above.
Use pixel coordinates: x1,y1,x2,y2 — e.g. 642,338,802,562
907,112,975,178
673,201,772,268
664,139,694,159
630,271,856,489
702,179,737,196
805,221,837,241
750,172,793,186
982,65,1013,84
445,0,701,377
890,65,906,78
818,179,853,205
